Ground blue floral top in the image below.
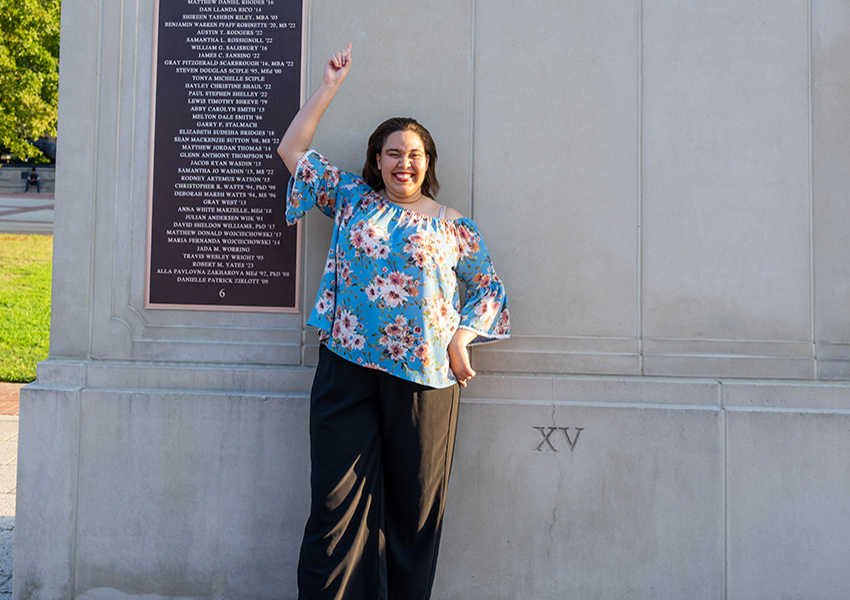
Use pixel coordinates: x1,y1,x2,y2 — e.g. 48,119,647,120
286,150,510,388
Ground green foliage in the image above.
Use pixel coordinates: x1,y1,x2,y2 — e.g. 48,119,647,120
0,235,52,383
0,0,61,160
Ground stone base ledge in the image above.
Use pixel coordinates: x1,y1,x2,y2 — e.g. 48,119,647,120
34,359,315,395
32,359,850,412
464,372,850,412
14,365,850,600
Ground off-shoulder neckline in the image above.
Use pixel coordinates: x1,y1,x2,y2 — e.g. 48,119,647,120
368,190,470,225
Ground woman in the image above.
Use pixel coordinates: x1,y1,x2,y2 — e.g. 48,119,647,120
278,44,510,600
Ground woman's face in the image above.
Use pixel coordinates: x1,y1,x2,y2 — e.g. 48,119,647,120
376,129,429,202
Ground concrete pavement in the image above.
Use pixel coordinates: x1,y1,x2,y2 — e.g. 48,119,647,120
0,384,20,600
0,192,55,235
0,418,15,600
0,406,17,600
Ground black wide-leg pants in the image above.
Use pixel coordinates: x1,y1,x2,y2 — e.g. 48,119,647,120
297,346,461,600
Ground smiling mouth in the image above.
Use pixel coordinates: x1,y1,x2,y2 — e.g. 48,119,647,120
393,172,413,182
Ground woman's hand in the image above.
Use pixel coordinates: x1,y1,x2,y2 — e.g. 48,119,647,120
278,44,353,174
323,43,352,87
448,329,478,387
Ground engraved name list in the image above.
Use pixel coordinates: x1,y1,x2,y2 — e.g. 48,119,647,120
146,0,303,311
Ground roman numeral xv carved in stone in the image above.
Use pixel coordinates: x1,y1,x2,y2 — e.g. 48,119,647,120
532,426,584,452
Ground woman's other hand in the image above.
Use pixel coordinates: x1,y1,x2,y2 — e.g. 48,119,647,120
324,43,352,87
448,329,477,387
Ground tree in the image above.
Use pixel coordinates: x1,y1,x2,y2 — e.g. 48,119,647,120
0,0,61,160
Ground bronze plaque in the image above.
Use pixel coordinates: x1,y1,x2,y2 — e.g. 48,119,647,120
146,0,304,311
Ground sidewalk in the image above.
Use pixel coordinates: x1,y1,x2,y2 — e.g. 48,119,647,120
0,384,19,599
0,192,55,235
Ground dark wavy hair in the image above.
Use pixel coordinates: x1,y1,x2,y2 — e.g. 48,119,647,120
362,117,440,199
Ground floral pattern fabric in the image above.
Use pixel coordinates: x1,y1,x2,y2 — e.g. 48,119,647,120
286,150,510,388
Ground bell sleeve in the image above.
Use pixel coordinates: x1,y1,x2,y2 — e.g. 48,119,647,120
285,150,358,224
454,218,511,345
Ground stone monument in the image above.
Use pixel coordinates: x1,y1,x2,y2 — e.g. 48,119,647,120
15,0,850,599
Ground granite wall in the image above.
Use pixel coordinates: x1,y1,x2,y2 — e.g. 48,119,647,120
14,0,850,599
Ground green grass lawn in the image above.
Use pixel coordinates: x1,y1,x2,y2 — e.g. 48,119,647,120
0,235,52,382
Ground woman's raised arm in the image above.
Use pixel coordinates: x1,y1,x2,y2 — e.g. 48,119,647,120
277,43,352,175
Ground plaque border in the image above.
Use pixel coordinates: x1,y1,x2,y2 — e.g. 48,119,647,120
144,0,306,313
